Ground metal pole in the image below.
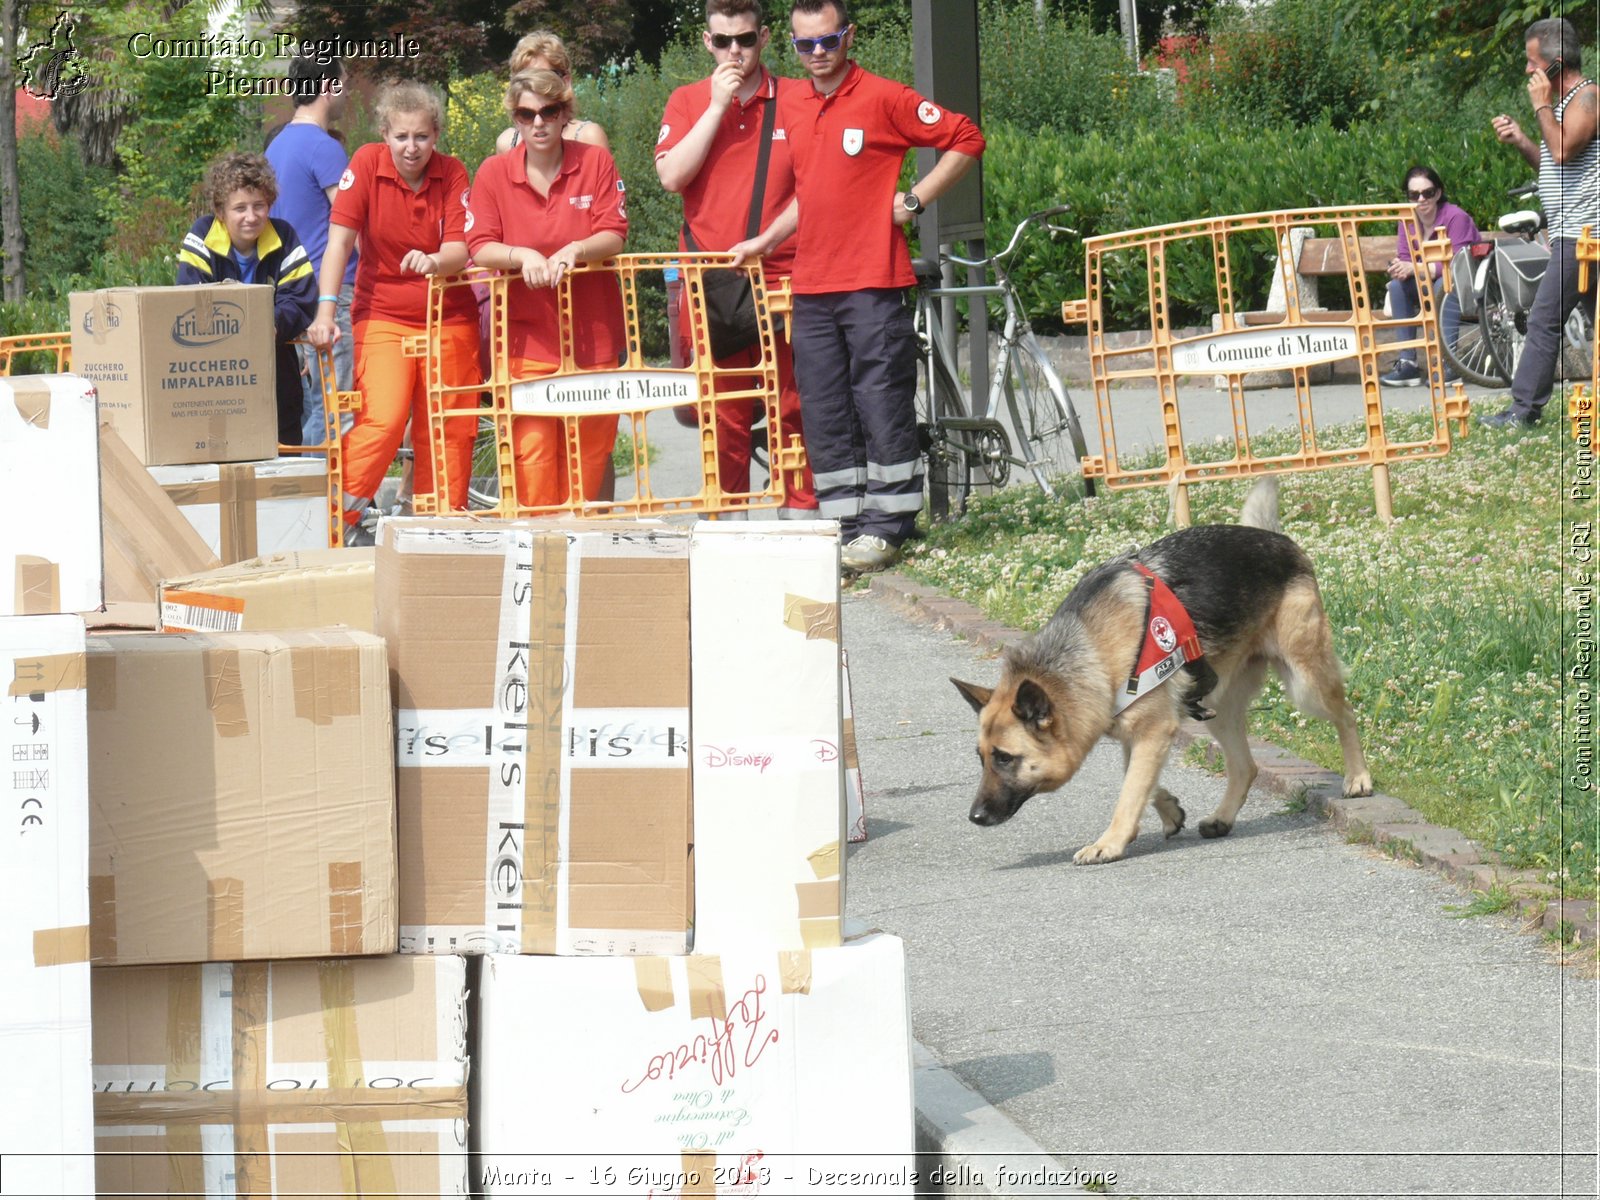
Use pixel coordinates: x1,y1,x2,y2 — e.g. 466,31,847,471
1119,0,1139,64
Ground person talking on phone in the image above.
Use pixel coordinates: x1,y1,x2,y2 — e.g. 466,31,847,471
1483,17,1599,429
1380,165,1479,388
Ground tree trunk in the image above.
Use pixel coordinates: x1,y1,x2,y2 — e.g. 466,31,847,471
0,0,25,303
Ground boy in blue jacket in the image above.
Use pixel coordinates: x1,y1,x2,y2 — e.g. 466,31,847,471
177,152,318,449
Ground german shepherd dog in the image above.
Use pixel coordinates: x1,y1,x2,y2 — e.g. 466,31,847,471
952,479,1372,864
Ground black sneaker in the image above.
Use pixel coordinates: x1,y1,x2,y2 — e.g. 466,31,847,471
1380,361,1422,388
1478,408,1539,430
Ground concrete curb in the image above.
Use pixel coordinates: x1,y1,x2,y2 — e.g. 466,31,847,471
862,571,1598,954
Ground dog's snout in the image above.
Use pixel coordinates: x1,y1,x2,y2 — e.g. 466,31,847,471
969,805,1001,827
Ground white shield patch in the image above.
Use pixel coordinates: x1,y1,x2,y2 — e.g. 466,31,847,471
338,168,355,191
657,124,670,145
842,128,864,156
916,100,942,125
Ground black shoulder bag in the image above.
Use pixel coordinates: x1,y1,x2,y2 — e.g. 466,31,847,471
681,90,779,360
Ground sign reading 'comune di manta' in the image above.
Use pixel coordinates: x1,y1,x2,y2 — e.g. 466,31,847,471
511,371,697,417
1171,327,1360,374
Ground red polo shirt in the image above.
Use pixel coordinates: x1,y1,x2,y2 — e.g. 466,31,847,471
330,141,477,326
781,62,985,294
657,68,798,277
467,141,629,368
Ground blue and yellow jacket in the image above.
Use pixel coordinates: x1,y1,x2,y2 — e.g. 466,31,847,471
176,215,317,343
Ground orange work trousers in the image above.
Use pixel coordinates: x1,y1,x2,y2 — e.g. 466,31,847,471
509,356,618,509
343,319,480,521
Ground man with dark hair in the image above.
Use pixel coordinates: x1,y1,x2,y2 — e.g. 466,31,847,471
265,54,356,450
655,0,816,517
733,0,983,575
1484,17,1598,429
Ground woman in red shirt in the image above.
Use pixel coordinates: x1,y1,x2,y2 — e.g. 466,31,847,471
468,69,628,507
307,81,480,538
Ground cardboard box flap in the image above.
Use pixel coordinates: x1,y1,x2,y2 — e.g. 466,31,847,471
99,423,219,604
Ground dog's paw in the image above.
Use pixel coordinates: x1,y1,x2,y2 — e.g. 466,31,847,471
1197,817,1233,839
1163,801,1187,839
1343,771,1374,798
1073,840,1126,865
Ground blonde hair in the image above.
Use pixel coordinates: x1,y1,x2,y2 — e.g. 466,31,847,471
375,80,443,135
510,32,572,77
507,68,574,115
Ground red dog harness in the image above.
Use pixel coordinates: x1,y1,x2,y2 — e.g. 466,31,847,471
1116,562,1204,714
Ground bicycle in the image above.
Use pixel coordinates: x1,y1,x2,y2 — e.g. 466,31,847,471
912,205,1092,519
1439,182,1594,387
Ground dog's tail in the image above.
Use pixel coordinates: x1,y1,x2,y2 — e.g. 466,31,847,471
1238,476,1282,533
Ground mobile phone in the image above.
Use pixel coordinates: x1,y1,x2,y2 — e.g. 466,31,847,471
1546,58,1564,82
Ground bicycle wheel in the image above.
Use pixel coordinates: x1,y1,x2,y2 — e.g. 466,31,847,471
1438,310,1508,388
1481,256,1525,385
1004,332,1091,494
922,346,972,519
468,414,503,510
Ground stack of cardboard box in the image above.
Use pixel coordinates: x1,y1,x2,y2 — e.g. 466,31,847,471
5,363,913,1197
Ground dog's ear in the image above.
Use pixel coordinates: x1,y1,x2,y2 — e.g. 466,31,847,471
951,677,993,713
1012,678,1054,732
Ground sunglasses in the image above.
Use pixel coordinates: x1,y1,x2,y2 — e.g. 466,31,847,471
710,31,760,49
791,28,848,54
513,103,564,124
1407,185,1439,201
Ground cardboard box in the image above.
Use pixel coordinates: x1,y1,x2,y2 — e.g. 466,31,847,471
150,456,333,564
99,422,221,605
689,522,845,952
93,954,469,1198
87,629,397,965
843,648,867,843
160,548,374,634
0,616,95,1196
376,517,693,956
69,283,278,465
1,374,103,616
473,934,915,1196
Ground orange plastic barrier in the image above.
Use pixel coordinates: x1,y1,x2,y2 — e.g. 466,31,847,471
411,254,805,519
1061,206,1470,522
0,330,71,375
1572,224,1598,443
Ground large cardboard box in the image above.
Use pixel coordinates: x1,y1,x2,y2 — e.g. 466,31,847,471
150,456,332,563
69,283,278,465
1,374,103,616
87,629,397,965
377,517,693,956
473,934,915,1197
689,522,845,951
0,616,94,1196
160,548,374,634
93,954,469,1198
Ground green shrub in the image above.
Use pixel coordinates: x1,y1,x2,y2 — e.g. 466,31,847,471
7,129,113,287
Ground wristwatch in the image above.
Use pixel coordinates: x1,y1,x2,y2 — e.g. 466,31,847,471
902,191,924,214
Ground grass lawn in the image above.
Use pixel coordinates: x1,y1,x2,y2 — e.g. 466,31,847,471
900,400,1598,900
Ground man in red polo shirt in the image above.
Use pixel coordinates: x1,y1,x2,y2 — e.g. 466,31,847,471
732,0,983,573
656,0,816,518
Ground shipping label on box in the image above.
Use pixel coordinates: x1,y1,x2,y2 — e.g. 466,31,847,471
473,934,915,1197
151,456,332,563
1,374,104,616
378,517,693,956
69,283,277,465
93,954,469,1198
689,522,845,952
0,615,94,1195
160,547,375,634
87,628,397,965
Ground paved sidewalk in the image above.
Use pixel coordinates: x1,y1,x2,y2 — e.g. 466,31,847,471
839,584,1598,1199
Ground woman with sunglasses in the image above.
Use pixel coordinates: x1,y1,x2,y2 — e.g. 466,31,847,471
493,32,610,155
468,69,628,508
1381,165,1480,387
307,81,481,541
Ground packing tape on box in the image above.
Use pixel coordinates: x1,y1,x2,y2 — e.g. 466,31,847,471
95,1085,472,1127
11,378,50,428
231,962,272,1191
88,651,116,709
633,957,675,1012
794,880,840,920
164,471,328,510
327,862,365,954
14,556,61,616
9,650,84,695
319,960,398,1198
686,955,725,1022
778,950,813,995
807,841,840,880
89,875,117,960
290,640,362,725
164,963,205,1196
799,917,840,949
208,877,245,961
683,1153,715,1198
782,593,839,643
521,534,568,954
32,923,90,967
218,465,260,565
841,714,859,771
202,648,249,737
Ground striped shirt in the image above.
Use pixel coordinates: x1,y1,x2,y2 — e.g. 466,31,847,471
1539,78,1600,239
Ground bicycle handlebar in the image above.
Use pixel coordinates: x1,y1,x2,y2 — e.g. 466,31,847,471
1508,181,1539,198
942,205,1078,271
